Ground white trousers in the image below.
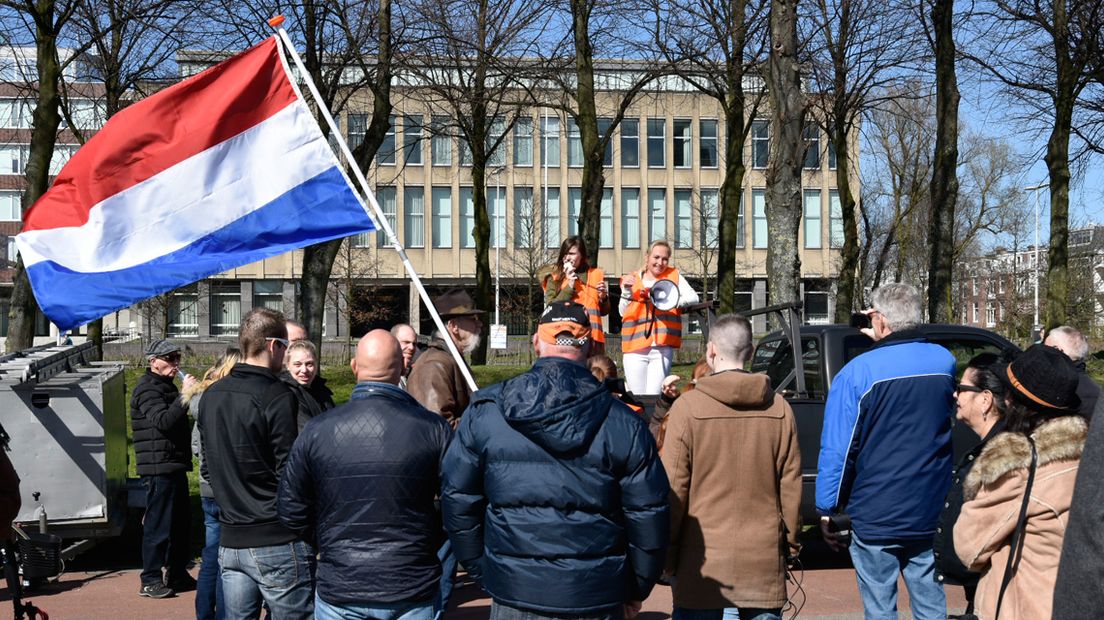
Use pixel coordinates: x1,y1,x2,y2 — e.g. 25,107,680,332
622,346,674,395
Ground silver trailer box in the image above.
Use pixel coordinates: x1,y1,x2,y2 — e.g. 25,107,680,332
1,342,128,540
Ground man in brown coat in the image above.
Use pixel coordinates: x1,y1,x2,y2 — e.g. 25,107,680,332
407,289,482,428
661,314,802,620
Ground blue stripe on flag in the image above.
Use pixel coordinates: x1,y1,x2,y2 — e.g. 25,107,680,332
28,166,375,330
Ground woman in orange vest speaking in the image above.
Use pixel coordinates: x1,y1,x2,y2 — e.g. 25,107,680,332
619,240,699,394
541,236,610,355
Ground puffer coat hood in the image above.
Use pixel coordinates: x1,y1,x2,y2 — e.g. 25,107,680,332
441,356,670,614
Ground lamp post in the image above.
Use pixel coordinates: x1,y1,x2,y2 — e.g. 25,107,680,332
1025,183,1048,339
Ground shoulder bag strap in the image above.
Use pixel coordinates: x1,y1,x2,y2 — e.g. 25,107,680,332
993,436,1037,620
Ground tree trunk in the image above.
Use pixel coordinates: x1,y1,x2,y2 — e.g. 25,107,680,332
717,85,747,313
470,49,491,366
764,0,805,306
1045,0,1073,330
926,0,959,323
572,0,605,262
832,117,860,321
9,2,63,350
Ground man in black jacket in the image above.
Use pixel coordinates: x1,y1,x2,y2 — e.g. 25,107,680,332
131,338,197,599
279,329,452,619
198,308,311,619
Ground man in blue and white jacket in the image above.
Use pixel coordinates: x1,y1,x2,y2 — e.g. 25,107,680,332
816,283,955,620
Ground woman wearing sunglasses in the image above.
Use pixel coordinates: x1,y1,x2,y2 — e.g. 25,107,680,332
933,352,1007,617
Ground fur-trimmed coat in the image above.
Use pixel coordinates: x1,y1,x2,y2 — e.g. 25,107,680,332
954,415,1088,620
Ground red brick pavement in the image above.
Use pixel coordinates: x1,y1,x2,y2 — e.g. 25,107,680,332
0,563,966,620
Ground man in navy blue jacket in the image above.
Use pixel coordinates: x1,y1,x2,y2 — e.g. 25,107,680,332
442,302,670,620
279,329,452,619
816,283,955,620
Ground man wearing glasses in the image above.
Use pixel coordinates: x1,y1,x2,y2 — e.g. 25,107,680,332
132,338,198,599
198,308,312,619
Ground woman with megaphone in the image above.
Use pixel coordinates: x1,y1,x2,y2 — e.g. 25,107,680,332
619,240,699,395
541,236,611,355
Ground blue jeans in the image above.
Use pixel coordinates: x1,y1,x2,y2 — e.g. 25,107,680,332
315,593,435,620
673,606,782,620
848,532,946,620
219,541,315,620
196,497,224,620
435,538,457,617
140,472,190,586
489,601,621,620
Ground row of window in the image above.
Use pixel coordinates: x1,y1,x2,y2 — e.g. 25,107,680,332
0,145,79,179
345,114,838,172
0,98,106,131
170,280,285,337
354,185,846,251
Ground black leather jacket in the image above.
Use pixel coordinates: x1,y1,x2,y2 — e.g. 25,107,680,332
278,381,452,606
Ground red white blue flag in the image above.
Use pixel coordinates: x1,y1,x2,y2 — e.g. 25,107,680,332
15,37,374,331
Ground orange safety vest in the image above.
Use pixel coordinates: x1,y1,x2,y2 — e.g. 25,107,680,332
542,267,607,345
621,267,683,354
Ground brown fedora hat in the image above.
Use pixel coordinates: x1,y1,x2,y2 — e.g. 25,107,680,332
435,289,486,319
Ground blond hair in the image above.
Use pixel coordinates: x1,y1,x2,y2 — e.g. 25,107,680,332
181,348,242,406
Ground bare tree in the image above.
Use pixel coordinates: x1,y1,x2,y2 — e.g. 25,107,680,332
505,194,555,337
802,0,920,321
404,0,551,364
962,0,1104,327
763,0,805,305
327,235,383,359
651,0,769,313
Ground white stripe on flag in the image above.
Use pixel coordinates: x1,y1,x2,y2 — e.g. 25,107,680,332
17,100,347,272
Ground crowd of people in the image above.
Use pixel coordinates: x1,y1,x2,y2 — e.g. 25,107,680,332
108,272,1104,620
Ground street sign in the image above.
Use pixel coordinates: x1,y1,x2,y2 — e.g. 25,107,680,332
490,324,508,349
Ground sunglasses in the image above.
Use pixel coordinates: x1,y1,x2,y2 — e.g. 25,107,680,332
955,383,985,394
158,353,181,363
267,337,290,348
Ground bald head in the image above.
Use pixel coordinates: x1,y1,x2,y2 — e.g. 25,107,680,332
351,329,404,385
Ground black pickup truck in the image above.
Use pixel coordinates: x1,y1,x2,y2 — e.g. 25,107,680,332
748,321,1018,525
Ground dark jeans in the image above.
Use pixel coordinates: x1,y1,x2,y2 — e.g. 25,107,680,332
489,601,621,620
435,538,458,617
140,471,190,586
197,497,224,620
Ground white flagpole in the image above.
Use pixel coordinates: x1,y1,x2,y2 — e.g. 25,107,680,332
269,17,478,392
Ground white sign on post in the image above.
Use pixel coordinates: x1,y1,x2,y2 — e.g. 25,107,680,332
489,324,508,349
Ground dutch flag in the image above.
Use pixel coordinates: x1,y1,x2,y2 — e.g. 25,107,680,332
15,37,376,331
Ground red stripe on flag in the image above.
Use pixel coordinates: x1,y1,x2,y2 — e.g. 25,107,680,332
23,37,299,232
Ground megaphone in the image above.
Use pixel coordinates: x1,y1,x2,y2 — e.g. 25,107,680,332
650,279,680,311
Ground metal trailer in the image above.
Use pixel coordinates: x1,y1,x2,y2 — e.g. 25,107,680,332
1,342,129,559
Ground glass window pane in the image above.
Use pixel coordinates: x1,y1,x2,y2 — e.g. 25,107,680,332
490,186,506,248
210,284,241,336
541,116,560,167
567,188,581,237
700,119,718,168
432,115,451,166
673,120,692,168
597,117,613,167
701,189,719,248
600,188,613,248
675,189,692,247
830,189,844,248
432,186,452,248
648,188,666,242
514,187,534,248
544,187,561,247
752,120,769,169
622,188,640,249
379,115,396,165
647,118,665,168
404,114,423,165
376,186,397,248
405,186,425,248
803,122,820,169
753,189,767,248
568,118,583,167
621,119,639,167
487,117,506,167
804,189,821,249
514,116,533,167
460,187,475,248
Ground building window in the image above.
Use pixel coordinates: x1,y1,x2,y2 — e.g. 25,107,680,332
600,188,614,248
598,117,613,167
972,278,978,295
459,136,472,167
210,283,241,337
999,276,1005,294
674,189,693,248
541,115,560,167
376,186,397,248
489,186,506,248
431,186,452,248
567,117,583,167
673,119,692,168
986,302,996,327
6,236,16,263
514,187,535,249
972,302,979,323
404,186,425,248
648,188,666,242
404,114,423,165
803,122,820,169
701,189,719,248
621,118,639,167
804,189,822,249
379,115,396,165
432,115,451,166
700,119,718,168
0,99,32,129
647,118,665,168
0,191,20,221
568,188,582,237
0,145,27,175
543,187,561,247
622,188,640,249
487,117,506,167
459,187,475,248
752,120,769,169
752,188,767,248
48,146,76,175
167,285,199,337
254,281,283,312
347,113,367,151
829,189,844,248
736,193,746,249
828,139,837,170
514,116,533,167
352,231,372,248
805,289,830,324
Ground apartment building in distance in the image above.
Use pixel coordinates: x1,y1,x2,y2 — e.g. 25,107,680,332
0,49,856,344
